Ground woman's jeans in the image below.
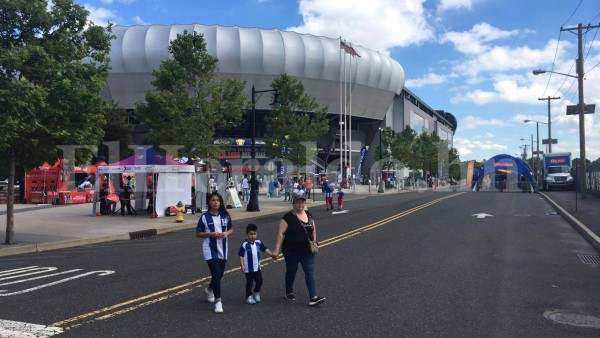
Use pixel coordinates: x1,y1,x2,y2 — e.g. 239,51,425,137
282,247,317,298
206,258,226,299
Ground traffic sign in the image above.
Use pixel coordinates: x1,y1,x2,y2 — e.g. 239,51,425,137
542,139,557,145
566,104,595,115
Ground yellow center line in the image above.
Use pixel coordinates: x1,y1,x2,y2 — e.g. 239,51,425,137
53,192,463,330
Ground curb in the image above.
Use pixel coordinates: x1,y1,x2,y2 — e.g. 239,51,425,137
539,191,600,253
0,203,292,258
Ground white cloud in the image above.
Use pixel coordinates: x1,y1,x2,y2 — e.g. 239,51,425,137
454,137,508,158
451,79,547,105
405,72,449,88
83,4,120,26
133,15,149,25
437,0,475,12
287,0,435,54
459,115,509,130
100,0,136,4
440,22,520,55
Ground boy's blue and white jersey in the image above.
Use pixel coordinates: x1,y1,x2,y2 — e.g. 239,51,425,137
238,240,267,273
197,212,233,260
337,191,345,199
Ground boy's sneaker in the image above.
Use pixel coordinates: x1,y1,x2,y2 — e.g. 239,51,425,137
254,293,261,303
309,296,326,306
284,293,296,301
214,301,223,313
205,287,215,303
246,296,256,305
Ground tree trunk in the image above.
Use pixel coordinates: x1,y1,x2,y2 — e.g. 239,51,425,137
4,148,15,245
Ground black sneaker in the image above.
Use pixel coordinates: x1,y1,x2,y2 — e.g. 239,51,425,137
309,296,326,306
285,293,296,301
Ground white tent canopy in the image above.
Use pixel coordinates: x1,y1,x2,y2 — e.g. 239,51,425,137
93,149,194,217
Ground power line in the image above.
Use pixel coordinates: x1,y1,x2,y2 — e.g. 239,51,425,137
561,0,583,27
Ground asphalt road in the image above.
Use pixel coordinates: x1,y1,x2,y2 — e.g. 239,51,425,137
1,190,599,337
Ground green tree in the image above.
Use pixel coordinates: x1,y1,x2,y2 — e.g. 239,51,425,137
447,146,462,180
391,126,417,170
98,102,135,161
374,127,395,167
135,30,248,159
264,74,329,168
0,0,113,244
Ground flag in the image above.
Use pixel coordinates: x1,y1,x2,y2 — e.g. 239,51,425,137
340,41,360,57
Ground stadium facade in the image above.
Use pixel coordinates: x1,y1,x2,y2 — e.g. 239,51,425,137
103,24,457,182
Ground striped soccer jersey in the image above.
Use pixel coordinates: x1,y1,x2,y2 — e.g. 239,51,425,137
197,212,232,260
238,240,268,273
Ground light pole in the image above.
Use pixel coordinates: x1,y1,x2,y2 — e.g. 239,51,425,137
537,96,560,153
247,85,279,212
524,119,548,167
377,127,384,193
519,142,529,162
533,66,587,199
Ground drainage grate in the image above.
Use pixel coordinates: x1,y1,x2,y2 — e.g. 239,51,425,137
577,254,600,266
129,229,158,240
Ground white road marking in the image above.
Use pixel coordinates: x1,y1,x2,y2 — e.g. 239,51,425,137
0,267,58,281
0,269,82,287
0,270,115,297
332,210,349,214
0,266,42,276
0,319,63,337
471,213,494,219
0,266,39,275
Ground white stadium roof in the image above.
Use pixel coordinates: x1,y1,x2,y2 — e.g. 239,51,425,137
104,24,406,120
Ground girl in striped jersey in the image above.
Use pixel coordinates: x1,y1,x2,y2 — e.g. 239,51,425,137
238,223,277,304
196,192,234,313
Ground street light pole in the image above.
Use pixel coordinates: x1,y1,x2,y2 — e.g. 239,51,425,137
247,85,278,212
575,23,588,199
537,96,560,153
524,119,548,184
377,127,384,193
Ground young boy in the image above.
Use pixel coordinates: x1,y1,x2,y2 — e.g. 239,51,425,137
337,187,345,211
238,223,276,304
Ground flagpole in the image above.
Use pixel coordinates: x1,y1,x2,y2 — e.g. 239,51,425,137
339,38,343,180
346,46,358,187
343,44,348,180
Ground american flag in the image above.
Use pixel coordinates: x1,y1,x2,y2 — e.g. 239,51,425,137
340,41,360,57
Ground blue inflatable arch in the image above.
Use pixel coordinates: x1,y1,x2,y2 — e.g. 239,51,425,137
472,154,535,192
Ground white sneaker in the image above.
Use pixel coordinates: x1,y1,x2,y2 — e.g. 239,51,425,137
214,301,223,313
205,287,215,303
253,293,261,303
246,296,256,305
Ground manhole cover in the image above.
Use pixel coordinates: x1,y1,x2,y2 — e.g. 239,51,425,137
544,310,600,328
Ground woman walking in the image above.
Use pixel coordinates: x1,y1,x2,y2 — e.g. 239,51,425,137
272,195,325,306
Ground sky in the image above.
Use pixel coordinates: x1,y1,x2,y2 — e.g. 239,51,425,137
74,0,600,163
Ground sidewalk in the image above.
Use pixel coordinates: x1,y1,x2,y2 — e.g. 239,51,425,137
538,190,600,252
0,184,387,257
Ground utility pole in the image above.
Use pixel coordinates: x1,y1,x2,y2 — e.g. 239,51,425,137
560,23,600,199
537,96,560,153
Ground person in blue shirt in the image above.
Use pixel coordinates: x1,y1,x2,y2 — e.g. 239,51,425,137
323,180,334,211
337,187,345,211
196,192,234,314
238,223,276,304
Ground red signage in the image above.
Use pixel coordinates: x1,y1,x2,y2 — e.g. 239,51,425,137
549,158,567,164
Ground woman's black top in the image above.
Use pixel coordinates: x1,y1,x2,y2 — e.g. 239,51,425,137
282,210,315,254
